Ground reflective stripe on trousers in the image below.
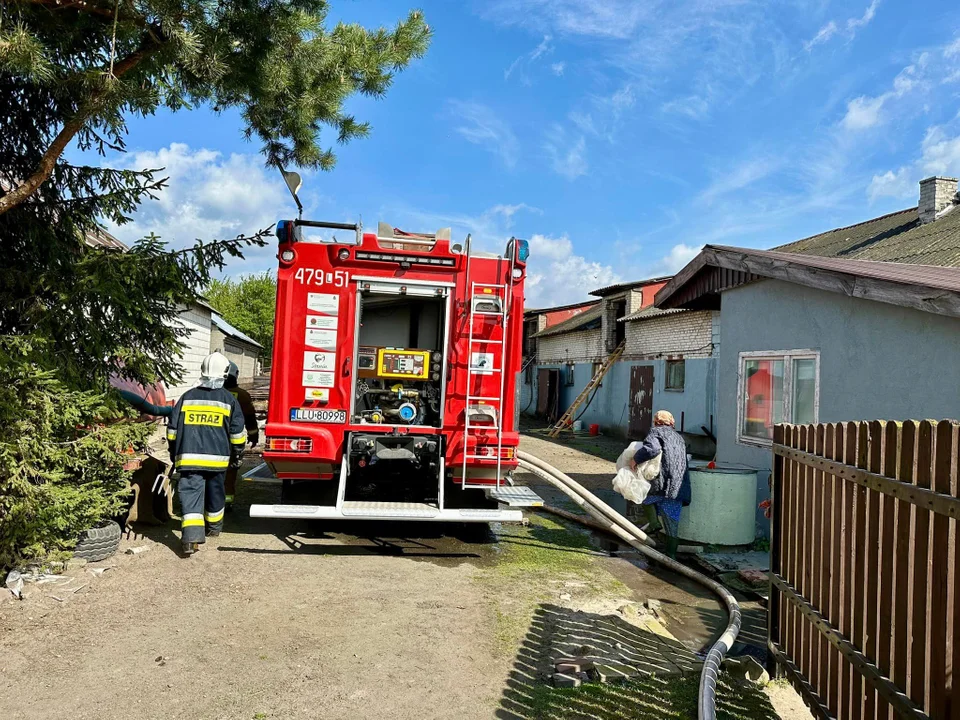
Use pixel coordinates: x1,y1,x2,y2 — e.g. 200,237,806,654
178,470,227,543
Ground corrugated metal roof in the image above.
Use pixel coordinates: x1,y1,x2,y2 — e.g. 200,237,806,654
84,227,128,251
589,275,674,297
619,306,688,322
524,299,597,316
212,313,263,349
775,204,960,267
532,303,603,338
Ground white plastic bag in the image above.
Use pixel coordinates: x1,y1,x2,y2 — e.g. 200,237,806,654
612,442,660,504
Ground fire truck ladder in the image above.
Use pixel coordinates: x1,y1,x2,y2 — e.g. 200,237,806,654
461,278,511,490
546,340,625,438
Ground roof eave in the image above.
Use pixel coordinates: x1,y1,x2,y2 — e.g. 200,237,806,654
658,245,960,320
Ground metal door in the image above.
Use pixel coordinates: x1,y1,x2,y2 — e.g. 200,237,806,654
536,369,551,416
628,365,654,439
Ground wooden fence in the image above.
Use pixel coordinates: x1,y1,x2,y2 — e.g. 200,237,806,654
769,420,960,720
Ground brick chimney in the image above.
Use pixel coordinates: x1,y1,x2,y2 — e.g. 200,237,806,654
919,176,958,224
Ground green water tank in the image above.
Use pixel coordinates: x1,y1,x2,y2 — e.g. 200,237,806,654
678,463,757,545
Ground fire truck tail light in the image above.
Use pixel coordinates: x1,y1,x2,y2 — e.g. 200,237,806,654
267,437,313,453
472,446,516,460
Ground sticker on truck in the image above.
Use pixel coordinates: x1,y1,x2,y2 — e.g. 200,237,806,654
290,407,346,424
305,329,337,350
302,370,335,387
306,292,339,314
304,388,330,402
306,315,338,330
304,351,336,371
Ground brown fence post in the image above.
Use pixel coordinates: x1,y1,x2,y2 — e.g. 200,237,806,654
770,423,785,678
929,421,956,719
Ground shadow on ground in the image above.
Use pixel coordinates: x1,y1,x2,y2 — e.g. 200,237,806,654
496,603,782,720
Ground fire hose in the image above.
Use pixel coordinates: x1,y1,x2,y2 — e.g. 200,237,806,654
516,450,741,720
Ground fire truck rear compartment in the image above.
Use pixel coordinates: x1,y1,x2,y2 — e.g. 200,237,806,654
344,433,446,504
353,293,446,428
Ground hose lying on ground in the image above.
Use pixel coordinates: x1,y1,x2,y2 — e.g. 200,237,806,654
516,450,741,720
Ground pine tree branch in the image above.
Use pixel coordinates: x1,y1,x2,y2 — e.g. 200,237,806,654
0,35,161,217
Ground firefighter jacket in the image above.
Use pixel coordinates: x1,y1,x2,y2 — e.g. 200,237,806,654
166,386,246,471
227,385,259,436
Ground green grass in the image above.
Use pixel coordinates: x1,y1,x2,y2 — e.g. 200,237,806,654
507,675,780,720
482,513,631,657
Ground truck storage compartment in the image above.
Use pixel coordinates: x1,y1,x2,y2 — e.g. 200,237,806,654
352,292,447,428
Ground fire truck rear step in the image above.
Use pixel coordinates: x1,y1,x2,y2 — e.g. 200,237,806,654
249,503,523,522
485,486,543,507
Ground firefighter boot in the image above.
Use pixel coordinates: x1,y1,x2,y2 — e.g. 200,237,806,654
178,472,207,554
663,536,680,560
224,466,238,513
204,471,227,537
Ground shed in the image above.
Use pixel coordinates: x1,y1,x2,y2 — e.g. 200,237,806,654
657,244,960,534
210,313,263,382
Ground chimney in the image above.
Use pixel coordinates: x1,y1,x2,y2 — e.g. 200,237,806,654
918,176,958,224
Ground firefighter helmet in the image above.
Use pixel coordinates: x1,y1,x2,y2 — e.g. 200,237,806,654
226,360,240,383
199,352,231,389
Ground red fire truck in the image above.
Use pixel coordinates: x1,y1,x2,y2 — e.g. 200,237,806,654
250,220,542,523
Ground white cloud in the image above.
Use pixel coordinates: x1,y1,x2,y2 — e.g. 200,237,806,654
847,0,880,31
551,62,566,76
544,125,588,180
489,203,543,222
867,168,913,201
946,37,960,59
842,94,887,130
504,35,553,83
103,143,288,270
480,0,788,131
918,126,960,175
481,0,647,41
699,156,782,204
840,62,927,132
568,111,597,136
524,234,621,306
804,21,838,51
448,100,519,168
378,203,616,306
865,125,960,203
650,243,703,276
804,0,879,50
661,95,710,120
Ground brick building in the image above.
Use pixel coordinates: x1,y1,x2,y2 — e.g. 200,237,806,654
522,276,720,450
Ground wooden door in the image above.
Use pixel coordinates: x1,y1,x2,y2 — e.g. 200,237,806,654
628,365,654,439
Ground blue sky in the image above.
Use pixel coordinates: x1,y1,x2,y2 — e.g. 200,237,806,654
93,0,960,307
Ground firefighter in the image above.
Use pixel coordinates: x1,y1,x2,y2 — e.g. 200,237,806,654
223,360,260,510
167,352,246,556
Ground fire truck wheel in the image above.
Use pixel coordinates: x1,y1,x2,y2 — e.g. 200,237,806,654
281,479,301,504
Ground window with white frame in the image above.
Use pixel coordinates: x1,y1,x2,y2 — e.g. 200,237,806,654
737,350,819,445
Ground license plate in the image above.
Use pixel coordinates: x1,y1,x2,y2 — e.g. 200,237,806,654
290,408,346,424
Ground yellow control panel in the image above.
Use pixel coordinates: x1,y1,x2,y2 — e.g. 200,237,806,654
377,348,431,380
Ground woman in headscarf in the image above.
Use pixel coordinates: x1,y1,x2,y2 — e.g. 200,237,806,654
630,410,691,558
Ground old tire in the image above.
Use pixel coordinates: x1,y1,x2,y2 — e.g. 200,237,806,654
73,520,122,562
